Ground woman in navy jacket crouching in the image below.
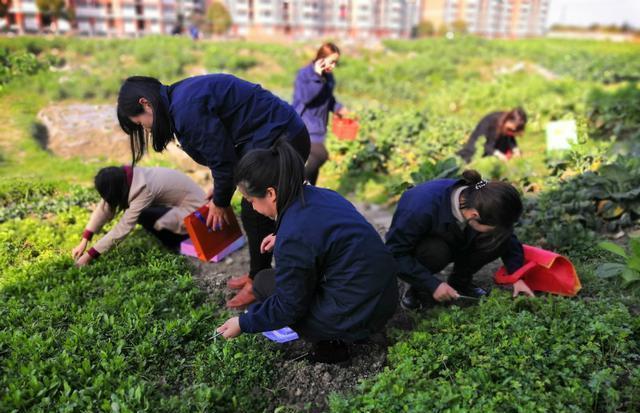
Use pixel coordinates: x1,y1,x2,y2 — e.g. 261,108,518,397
386,170,533,310
217,140,398,364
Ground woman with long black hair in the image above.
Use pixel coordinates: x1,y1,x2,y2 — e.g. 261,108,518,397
386,170,534,310
72,165,204,266
216,139,398,364
458,108,528,163
117,75,310,309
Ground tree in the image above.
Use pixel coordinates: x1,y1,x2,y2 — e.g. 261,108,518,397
416,20,435,37
35,0,66,31
0,0,11,19
451,19,468,34
205,1,231,36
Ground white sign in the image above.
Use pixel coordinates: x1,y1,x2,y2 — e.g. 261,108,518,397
546,120,578,151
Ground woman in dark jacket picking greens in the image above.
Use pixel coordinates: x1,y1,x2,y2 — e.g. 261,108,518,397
117,74,310,309
217,140,398,364
386,170,533,310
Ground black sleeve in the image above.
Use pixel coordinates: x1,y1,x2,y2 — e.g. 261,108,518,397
458,115,494,162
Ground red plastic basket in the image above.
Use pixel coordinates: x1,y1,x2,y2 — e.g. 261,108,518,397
332,115,359,141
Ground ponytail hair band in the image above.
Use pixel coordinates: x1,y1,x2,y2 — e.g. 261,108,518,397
474,180,488,190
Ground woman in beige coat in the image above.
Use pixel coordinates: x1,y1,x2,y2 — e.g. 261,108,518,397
72,165,205,266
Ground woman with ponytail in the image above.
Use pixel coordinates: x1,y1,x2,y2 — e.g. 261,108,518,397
117,75,310,307
385,170,533,310
292,42,349,185
72,166,204,266
216,140,398,364
458,107,528,163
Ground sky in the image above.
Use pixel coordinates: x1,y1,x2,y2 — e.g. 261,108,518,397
546,0,640,28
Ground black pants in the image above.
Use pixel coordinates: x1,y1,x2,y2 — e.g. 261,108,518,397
240,127,310,278
414,230,508,288
252,268,277,302
305,142,329,186
252,268,323,342
137,206,188,251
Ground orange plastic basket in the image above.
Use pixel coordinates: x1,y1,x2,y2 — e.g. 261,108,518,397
332,115,359,141
183,205,244,262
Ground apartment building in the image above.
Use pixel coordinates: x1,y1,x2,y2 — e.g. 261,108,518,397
5,0,204,35
224,0,419,39
420,0,549,38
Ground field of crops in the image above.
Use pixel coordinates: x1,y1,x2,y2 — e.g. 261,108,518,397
1,35,640,412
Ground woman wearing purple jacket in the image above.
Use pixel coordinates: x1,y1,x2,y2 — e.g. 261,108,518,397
292,43,349,185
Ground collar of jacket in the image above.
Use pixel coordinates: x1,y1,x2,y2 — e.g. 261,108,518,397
435,179,467,230
122,165,134,188
159,84,179,139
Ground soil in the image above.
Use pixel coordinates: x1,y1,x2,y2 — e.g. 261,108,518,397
186,202,505,412
36,103,213,186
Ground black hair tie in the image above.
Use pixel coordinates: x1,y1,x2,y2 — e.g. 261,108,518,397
474,180,487,190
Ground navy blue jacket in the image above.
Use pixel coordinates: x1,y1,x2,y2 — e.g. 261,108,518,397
239,185,398,342
292,64,342,142
385,179,524,292
160,74,306,207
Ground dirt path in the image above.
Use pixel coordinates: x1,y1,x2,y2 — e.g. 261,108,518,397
186,201,504,412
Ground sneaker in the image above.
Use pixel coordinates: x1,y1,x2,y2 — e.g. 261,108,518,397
306,340,351,365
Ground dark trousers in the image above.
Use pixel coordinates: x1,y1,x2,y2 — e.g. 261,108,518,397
252,268,322,342
414,229,508,288
305,142,329,186
240,127,310,278
252,268,277,302
137,206,188,251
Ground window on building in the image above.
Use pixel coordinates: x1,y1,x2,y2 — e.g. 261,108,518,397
339,4,347,19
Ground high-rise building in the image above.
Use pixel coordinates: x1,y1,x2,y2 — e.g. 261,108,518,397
224,0,419,39
4,0,205,35
4,0,418,38
419,0,550,38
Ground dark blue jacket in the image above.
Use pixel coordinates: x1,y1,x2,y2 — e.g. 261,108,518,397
160,74,306,207
292,64,342,142
239,185,398,342
385,179,524,292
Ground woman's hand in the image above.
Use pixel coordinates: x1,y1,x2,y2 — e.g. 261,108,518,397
260,234,276,253
72,239,89,260
512,279,534,297
75,253,93,267
493,150,509,162
512,147,522,158
206,200,232,230
217,316,242,339
336,107,349,118
313,58,327,76
432,282,460,302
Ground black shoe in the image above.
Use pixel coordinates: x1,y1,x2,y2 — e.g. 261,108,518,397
400,286,436,310
448,280,488,298
306,340,351,365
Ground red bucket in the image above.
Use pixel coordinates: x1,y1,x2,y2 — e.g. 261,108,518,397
332,114,359,141
494,244,581,296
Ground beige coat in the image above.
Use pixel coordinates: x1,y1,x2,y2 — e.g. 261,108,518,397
88,167,205,254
